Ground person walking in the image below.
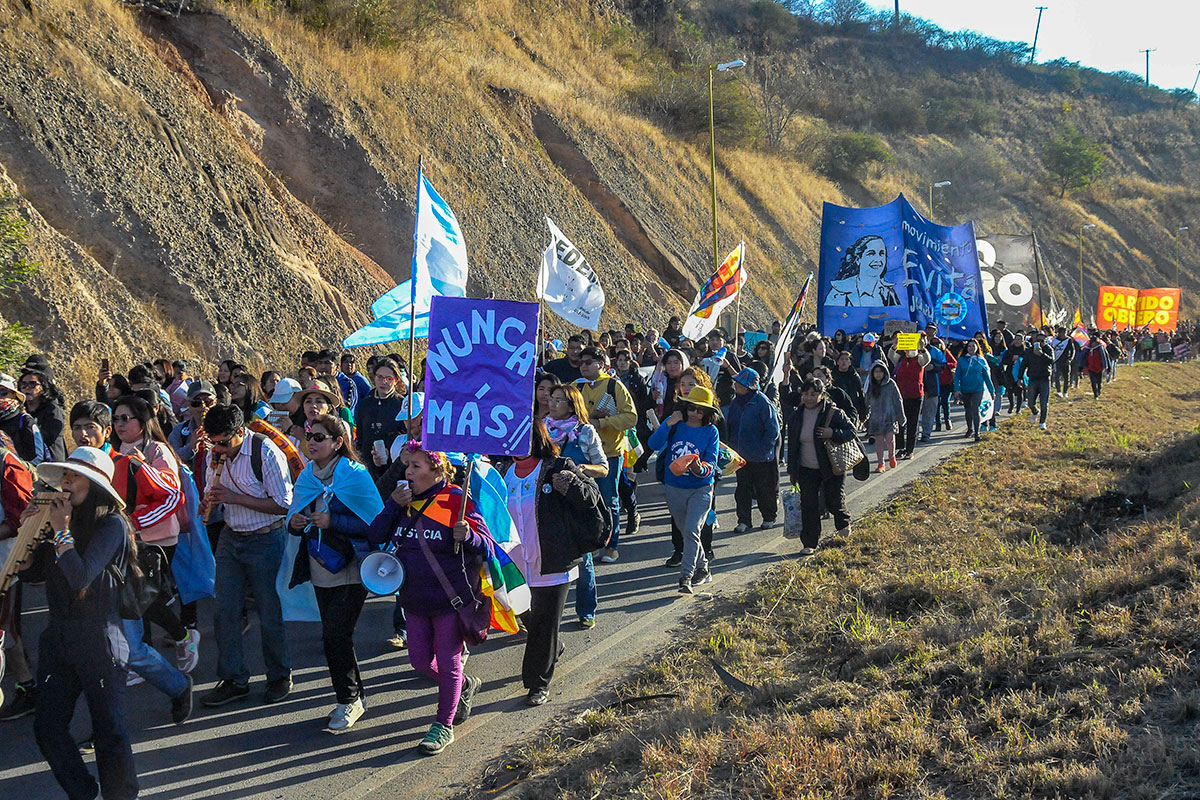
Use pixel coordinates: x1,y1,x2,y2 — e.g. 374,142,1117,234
577,347,636,564
785,378,856,556
647,386,720,594
199,404,296,707
1082,334,1111,399
889,344,929,459
24,447,140,800
366,442,488,756
864,362,904,472
953,339,995,443
725,368,780,531
504,420,605,705
1018,331,1055,430
286,414,383,732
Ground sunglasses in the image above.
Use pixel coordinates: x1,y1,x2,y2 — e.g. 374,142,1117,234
17,381,40,390
209,437,234,448
190,397,215,407
305,432,338,443
113,414,137,424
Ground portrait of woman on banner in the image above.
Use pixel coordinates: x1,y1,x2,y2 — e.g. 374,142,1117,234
824,235,900,308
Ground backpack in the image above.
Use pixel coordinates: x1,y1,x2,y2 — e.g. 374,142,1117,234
1087,347,1104,373
107,536,177,621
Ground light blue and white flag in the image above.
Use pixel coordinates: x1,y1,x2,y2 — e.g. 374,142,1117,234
344,167,468,347
538,217,605,331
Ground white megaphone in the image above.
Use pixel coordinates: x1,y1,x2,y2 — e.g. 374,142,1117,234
360,551,405,596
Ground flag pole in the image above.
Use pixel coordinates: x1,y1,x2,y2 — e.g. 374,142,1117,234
409,155,423,397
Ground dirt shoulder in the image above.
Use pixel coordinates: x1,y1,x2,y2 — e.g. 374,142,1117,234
469,363,1200,800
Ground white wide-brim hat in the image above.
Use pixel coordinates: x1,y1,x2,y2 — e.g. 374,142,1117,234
37,446,126,509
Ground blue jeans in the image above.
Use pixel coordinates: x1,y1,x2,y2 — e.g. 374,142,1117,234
121,618,188,698
214,526,290,684
574,551,598,621
597,455,622,549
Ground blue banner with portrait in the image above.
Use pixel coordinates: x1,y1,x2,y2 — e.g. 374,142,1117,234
817,194,987,340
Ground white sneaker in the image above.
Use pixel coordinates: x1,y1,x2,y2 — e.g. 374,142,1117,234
175,628,201,674
326,697,365,733
1040,423,1047,430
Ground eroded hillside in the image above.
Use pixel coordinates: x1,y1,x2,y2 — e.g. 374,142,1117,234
1,0,1197,392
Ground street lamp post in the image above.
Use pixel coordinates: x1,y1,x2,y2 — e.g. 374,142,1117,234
707,59,744,274
1079,223,1096,316
1177,226,1189,288
929,180,951,220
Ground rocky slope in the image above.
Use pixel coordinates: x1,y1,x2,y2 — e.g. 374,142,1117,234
0,0,1196,393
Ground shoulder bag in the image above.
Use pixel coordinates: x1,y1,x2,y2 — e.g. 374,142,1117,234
822,407,865,476
413,507,492,645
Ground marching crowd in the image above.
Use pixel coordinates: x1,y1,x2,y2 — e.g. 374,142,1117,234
0,313,1195,800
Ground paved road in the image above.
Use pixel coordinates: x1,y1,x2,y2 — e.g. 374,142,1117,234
0,413,976,799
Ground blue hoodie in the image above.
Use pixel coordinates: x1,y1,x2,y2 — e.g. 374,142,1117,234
953,354,996,395
724,389,780,463
647,421,719,489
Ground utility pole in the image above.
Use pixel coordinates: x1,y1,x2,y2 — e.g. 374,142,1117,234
1140,48,1156,87
894,0,900,29
1191,64,1200,96
1030,6,1047,64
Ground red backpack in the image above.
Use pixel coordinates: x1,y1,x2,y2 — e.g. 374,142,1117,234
1087,347,1104,373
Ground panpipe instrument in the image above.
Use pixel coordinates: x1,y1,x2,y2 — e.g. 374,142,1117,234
0,491,59,610
202,452,226,524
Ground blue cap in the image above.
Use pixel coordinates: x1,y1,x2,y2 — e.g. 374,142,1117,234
733,367,760,390
395,392,424,421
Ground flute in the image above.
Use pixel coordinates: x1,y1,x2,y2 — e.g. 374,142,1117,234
202,453,226,524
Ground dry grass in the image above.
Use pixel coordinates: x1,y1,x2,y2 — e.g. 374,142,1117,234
469,362,1200,800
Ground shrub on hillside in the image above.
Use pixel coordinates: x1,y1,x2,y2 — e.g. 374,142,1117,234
816,131,892,180
630,68,758,145
873,91,926,132
0,194,37,374
274,0,465,45
1041,123,1105,198
926,96,997,135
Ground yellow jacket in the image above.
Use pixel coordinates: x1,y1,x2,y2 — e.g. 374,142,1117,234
578,376,637,458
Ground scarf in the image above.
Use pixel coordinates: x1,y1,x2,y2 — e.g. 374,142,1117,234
0,398,21,423
286,455,384,529
544,415,581,444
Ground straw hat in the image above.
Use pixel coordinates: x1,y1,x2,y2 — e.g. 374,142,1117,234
294,377,344,409
679,386,719,410
37,446,126,509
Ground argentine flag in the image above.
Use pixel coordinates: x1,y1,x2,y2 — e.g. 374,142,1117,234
344,168,469,347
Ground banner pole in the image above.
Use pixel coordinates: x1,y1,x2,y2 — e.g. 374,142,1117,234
409,155,423,394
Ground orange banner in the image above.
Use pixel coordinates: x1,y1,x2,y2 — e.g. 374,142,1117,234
1135,288,1181,332
1096,285,1139,329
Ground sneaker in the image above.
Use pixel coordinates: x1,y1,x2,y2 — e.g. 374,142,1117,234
704,548,714,561
888,457,897,468
327,697,366,733
526,687,549,706
77,736,94,754
759,519,777,531
201,680,249,707
126,670,145,687
578,617,596,629
417,721,455,755
836,525,852,538
733,523,750,534
263,676,292,704
453,675,481,725
692,566,712,585
1040,422,1047,430
0,683,35,721
875,463,886,473
175,628,201,674
598,548,619,564
934,423,942,432
387,631,408,649
171,676,194,725
678,576,694,595
798,547,815,557
1030,411,1038,423
944,419,953,430
625,511,641,536
664,551,683,568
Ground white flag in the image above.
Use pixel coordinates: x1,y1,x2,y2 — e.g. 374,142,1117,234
538,217,605,331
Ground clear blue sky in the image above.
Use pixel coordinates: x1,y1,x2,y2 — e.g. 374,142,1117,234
862,1,1200,92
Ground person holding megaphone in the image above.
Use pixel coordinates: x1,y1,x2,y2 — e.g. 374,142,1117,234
285,413,383,734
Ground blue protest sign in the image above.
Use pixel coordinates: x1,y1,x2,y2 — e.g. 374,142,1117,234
423,297,539,457
817,194,987,339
